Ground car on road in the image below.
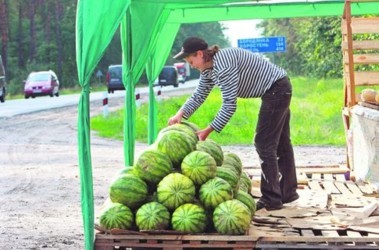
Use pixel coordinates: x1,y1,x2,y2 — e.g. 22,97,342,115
0,55,6,103
106,64,125,93
24,70,60,99
158,66,179,87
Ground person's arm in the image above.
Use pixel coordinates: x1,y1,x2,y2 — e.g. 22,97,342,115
196,125,214,141
210,66,239,132
168,70,214,125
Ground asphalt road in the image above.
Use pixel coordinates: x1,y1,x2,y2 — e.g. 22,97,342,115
0,80,198,118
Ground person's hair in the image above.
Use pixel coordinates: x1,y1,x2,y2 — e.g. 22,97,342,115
202,45,220,62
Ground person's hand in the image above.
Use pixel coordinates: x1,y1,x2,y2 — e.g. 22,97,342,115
196,126,214,141
168,110,184,125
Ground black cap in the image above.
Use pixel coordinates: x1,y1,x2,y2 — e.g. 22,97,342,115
173,37,208,60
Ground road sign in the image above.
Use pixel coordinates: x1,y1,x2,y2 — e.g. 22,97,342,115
237,36,286,53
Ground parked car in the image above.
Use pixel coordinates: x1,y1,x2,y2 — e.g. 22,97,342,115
159,66,179,87
24,70,60,99
106,64,125,93
0,55,6,103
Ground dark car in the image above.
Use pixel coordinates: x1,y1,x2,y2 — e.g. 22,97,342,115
24,70,60,99
159,66,179,87
0,55,6,103
106,64,125,93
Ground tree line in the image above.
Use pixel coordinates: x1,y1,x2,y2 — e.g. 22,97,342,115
0,0,349,96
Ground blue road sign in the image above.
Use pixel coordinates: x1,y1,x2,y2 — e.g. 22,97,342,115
238,36,286,53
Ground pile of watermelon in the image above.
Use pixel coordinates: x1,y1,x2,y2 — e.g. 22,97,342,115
98,121,256,235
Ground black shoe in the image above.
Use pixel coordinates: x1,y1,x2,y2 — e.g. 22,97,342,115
256,201,283,211
283,193,299,204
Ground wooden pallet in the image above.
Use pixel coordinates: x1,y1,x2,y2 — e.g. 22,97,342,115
95,166,379,249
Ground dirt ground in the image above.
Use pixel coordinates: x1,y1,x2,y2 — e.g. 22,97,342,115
0,94,346,249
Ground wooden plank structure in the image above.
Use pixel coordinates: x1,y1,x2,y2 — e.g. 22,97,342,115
341,0,379,168
95,164,379,249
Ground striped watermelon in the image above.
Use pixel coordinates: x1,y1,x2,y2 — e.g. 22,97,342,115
171,203,207,233
213,199,251,235
156,130,196,168
134,149,173,185
118,166,135,175
199,177,233,210
180,120,200,132
196,139,224,166
158,123,198,143
216,167,240,194
222,152,243,176
181,151,217,186
99,202,134,230
239,171,252,193
235,190,257,219
135,201,171,231
109,174,148,209
157,173,196,211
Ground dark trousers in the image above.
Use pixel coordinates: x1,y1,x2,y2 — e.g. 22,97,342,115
254,77,298,208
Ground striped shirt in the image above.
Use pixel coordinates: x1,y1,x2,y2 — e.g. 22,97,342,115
181,47,287,132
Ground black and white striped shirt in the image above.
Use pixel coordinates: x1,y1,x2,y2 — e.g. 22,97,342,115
181,47,287,132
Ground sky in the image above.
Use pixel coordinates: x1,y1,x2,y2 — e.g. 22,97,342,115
220,20,263,47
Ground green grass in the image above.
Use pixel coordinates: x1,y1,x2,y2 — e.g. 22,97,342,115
91,77,347,146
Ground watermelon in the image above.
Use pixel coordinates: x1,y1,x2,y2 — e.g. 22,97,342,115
216,167,239,194
158,123,198,143
199,177,233,210
239,171,252,193
156,130,196,168
171,203,207,233
99,202,134,230
222,152,243,176
181,151,217,186
118,166,135,175
135,201,171,231
196,139,224,166
180,120,200,132
213,199,251,235
109,174,148,209
235,190,257,218
134,148,173,185
157,173,196,211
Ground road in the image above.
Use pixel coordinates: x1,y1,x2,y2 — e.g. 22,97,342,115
0,80,198,118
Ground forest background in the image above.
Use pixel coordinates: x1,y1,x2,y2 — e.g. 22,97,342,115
0,0,364,97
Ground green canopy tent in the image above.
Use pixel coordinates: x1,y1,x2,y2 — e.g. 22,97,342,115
75,0,379,249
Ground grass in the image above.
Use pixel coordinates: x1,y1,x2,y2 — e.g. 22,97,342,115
91,77,347,146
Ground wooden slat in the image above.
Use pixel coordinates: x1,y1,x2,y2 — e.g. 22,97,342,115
334,181,354,196
322,181,341,194
343,54,379,64
345,181,364,196
352,71,379,86
342,40,379,50
342,17,379,34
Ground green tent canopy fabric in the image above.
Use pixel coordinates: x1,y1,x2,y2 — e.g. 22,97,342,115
75,1,379,249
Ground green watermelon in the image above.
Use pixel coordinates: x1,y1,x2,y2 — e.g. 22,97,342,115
135,202,171,231
118,166,135,175
199,177,233,210
109,174,148,209
239,171,252,193
216,167,239,194
222,152,243,176
213,199,251,235
235,190,257,218
171,203,207,233
158,123,198,143
157,173,196,211
156,130,196,168
181,151,217,186
99,202,134,230
196,139,223,166
180,120,200,132
134,148,173,185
